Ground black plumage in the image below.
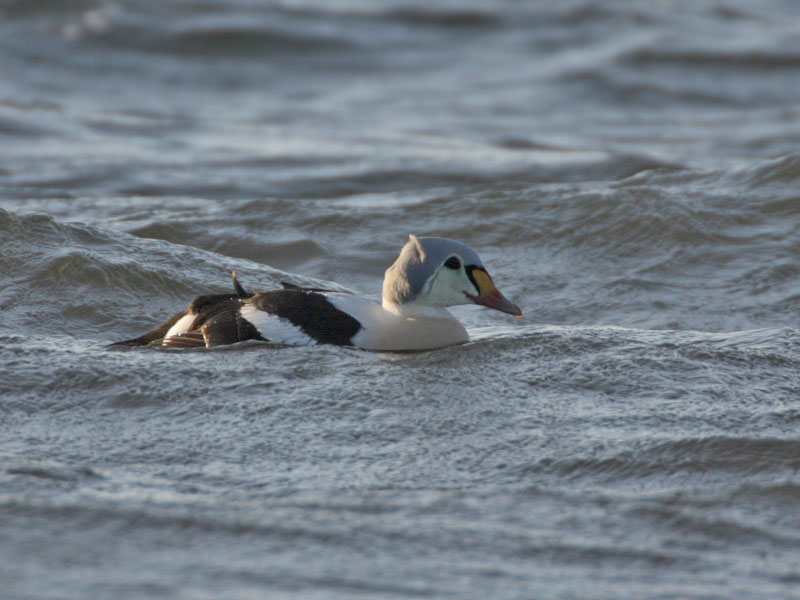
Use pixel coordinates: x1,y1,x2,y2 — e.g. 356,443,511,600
110,272,254,347
111,273,361,349
249,290,361,346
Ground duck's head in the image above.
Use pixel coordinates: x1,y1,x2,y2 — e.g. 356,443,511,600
382,235,522,316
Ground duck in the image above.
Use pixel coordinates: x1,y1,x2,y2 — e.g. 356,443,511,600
111,235,522,351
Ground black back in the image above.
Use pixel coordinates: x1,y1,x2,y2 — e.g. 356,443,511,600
249,290,362,346
110,274,361,349
201,306,265,347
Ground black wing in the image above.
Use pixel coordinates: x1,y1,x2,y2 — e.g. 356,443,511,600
111,274,360,349
154,302,266,348
110,271,255,347
148,297,267,348
248,290,361,346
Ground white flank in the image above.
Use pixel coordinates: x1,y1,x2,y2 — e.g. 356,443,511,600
325,293,384,325
326,293,468,351
165,312,197,339
239,304,316,346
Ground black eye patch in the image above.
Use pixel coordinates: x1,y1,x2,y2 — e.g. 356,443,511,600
444,256,461,270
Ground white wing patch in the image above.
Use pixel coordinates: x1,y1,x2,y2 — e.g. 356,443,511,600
239,304,316,346
165,312,197,339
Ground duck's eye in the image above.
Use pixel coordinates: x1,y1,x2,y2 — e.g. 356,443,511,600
444,256,461,270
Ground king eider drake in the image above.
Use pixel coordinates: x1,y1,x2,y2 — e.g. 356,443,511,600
112,235,522,351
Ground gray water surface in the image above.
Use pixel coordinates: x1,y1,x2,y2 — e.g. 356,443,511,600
2,1,800,598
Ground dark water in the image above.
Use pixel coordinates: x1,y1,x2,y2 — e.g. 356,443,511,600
3,1,800,598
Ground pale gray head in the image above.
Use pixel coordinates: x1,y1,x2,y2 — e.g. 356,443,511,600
382,235,522,316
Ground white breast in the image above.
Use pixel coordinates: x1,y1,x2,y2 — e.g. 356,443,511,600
327,294,468,351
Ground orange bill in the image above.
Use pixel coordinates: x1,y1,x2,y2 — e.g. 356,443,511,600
466,268,522,317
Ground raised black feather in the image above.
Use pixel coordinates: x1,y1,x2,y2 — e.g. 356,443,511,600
232,271,249,297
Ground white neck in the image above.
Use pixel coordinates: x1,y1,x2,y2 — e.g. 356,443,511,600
381,299,455,319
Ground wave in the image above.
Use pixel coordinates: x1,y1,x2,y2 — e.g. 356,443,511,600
0,209,330,339
131,20,356,58
9,2,358,56
502,436,800,496
727,152,800,189
4,456,102,482
626,47,800,70
386,7,504,29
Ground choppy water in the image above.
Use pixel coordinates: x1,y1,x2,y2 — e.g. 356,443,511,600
2,1,800,598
